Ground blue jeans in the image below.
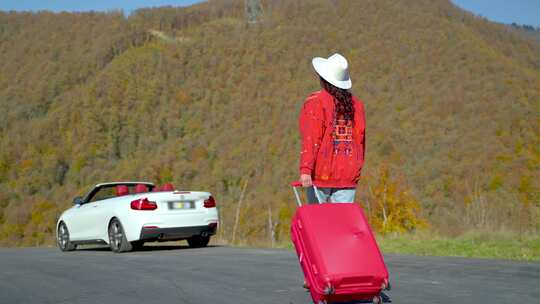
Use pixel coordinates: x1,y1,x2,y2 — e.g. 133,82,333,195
306,186,356,204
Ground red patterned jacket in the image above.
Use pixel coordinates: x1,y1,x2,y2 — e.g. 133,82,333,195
299,89,366,188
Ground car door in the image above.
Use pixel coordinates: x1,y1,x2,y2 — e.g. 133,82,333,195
67,202,100,241
86,196,120,241
81,200,106,240
74,186,116,241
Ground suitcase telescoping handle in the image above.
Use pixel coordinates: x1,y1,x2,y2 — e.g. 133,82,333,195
290,181,321,207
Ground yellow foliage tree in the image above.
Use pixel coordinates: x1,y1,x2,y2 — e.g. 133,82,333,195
367,165,427,234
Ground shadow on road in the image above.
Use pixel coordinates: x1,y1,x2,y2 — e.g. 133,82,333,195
76,244,222,252
136,244,223,252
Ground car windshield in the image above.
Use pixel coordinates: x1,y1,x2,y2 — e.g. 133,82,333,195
87,184,153,203
89,186,117,203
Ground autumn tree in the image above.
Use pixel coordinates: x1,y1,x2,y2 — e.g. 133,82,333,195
367,165,427,234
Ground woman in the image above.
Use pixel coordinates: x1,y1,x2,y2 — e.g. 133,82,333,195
299,53,366,204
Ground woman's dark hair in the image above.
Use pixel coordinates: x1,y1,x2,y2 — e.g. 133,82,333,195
320,77,354,122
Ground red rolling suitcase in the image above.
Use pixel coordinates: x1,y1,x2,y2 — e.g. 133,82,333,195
290,182,390,304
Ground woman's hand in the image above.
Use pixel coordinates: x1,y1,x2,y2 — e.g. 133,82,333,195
300,174,313,187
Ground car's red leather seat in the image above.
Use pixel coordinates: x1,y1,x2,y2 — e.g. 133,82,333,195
116,185,129,196
161,183,174,191
134,184,148,193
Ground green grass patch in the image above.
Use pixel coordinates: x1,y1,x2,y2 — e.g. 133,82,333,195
270,231,540,261
377,231,540,261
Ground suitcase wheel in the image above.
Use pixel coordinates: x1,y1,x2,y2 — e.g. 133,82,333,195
324,284,335,295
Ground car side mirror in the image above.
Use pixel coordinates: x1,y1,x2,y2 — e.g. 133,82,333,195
72,196,84,205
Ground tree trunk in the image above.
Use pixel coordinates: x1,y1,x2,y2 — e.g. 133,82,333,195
267,204,275,248
232,178,248,244
382,183,388,230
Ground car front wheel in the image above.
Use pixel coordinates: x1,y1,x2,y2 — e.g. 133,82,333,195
57,222,77,252
108,218,132,253
187,235,210,248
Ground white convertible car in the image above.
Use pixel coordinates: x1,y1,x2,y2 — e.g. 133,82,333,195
56,182,219,253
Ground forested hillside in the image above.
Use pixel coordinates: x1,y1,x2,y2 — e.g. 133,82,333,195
0,0,538,246
511,23,540,42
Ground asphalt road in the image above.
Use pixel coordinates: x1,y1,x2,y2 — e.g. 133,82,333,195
0,245,538,304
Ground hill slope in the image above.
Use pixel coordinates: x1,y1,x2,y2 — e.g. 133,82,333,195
0,0,539,246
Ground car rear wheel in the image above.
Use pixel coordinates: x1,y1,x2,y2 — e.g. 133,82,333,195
187,235,210,248
108,218,132,253
57,222,77,252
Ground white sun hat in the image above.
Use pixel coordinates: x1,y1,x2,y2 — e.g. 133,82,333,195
312,53,352,89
